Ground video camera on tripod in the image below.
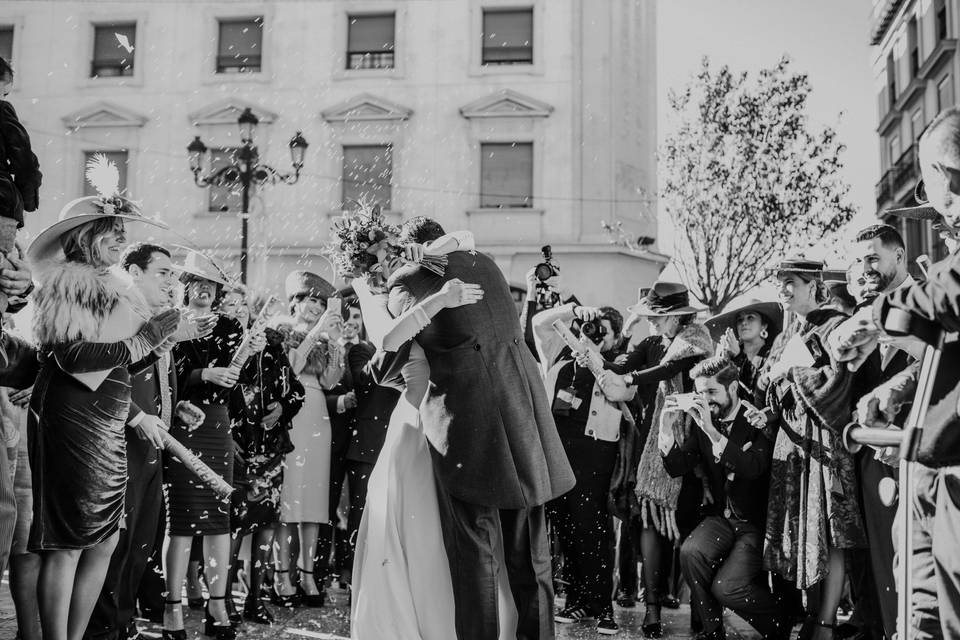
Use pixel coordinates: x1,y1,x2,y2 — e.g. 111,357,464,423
534,245,562,309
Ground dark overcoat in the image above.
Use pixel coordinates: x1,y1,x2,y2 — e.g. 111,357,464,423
387,250,574,509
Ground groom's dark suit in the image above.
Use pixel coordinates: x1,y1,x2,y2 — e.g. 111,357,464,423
388,250,575,640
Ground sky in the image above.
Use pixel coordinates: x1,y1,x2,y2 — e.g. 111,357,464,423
656,0,881,272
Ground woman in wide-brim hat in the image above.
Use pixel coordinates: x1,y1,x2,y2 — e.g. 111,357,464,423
602,282,713,636
756,256,866,638
163,248,260,639
706,299,783,402
270,269,344,607
27,155,178,640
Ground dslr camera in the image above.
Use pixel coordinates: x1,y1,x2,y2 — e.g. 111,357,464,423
535,245,562,309
579,318,608,345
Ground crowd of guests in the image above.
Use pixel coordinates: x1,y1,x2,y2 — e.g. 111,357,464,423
5,46,960,640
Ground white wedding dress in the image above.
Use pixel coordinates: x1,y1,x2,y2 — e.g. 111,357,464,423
350,239,517,640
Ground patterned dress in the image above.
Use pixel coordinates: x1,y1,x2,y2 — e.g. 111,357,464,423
761,309,867,589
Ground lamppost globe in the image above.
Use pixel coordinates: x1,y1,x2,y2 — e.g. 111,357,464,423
289,131,308,168
187,135,208,174
237,107,259,143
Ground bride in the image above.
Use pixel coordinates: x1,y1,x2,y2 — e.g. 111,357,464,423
330,211,514,639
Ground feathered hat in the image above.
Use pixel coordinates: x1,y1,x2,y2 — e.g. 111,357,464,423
173,245,236,288
27,154,168,262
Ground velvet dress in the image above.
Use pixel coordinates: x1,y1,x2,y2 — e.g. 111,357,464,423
167,314,245,535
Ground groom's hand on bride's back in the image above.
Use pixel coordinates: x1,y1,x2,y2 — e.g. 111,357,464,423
440,278,484,308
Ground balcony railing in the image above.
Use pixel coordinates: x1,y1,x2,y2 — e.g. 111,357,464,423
891,145,918,193
876,170,894,208
347,51,395,70
216,55,262,74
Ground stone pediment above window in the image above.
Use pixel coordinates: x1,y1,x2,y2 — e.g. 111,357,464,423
188,99,277,126
459,90,554,119
62,102,148,130
320,94,413,122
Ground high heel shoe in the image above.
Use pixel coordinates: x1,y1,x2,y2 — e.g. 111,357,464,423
204,596,237,640
296,568,326,607
270,569,301,608
642,605,663,639
243,597,275,624
161,599,187,640
224,594,243,627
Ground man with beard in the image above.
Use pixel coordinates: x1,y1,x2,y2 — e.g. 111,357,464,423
845,224,918,639
658,356,787,640
830,106,960,639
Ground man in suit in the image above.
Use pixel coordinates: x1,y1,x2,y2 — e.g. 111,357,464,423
388,217,575,640
85,243,180,640
831,107,960,640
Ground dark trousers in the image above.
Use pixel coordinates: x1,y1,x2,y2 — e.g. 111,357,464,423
858,452,898,639
137,498,166,617
344,460,374,573
85,444,163,640
895,465,960,640
435,484,553,640
546,437,617,617
679,516,786,639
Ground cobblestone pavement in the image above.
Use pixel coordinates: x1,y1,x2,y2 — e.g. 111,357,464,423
1,577,770,640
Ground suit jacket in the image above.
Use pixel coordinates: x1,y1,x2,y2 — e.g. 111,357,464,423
661,404,773,529
346,340,400,465
876,252,960,466
388,250,575,509
126,352,178,472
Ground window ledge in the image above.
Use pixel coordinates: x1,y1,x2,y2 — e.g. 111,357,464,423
80,75,144,89
332,67,403,81
468,207,542,215
468,63,543,78
201,72,271,86
919,38,957,80
876,106,900,134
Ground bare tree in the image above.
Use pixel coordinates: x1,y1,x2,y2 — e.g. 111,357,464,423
660,56,856,313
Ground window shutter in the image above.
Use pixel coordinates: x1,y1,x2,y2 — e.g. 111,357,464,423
348,14,395,53
94,24,135,63
481,143,532,208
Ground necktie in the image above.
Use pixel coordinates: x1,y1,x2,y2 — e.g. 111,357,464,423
158,352,172,428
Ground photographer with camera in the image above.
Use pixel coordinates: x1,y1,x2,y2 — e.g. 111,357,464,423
521,246,578,361
530,296,640,635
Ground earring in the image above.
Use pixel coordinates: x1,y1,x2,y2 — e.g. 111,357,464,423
760,328,769,340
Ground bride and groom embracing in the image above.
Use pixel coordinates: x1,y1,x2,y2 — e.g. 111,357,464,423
332,213,574,640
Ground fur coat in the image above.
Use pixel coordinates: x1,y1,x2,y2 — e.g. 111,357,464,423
32,261,147,346
634,321,714,510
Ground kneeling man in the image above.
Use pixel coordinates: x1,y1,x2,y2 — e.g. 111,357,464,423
659,356,788,640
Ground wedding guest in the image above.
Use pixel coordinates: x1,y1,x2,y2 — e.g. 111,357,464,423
707,299,783,403
163,250,264,640
26,171,177,640
272,271,343,607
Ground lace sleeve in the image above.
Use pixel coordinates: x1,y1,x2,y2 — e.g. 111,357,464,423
353,278,430,353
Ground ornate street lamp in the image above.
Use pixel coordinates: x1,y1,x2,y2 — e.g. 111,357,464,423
187,110,307,284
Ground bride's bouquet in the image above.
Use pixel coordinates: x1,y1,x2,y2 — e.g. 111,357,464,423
328,200,447,278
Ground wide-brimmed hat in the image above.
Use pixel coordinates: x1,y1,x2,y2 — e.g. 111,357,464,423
174,248,234,288
705,299,783,343
27,196,168,262
886,179,942,222
285,270,335,301
767,256,824,278
626,282,701,316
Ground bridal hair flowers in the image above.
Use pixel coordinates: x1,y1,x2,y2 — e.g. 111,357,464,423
327,200,447,278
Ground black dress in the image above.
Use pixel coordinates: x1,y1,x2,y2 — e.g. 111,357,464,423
167,315,244,536
28,342,138,551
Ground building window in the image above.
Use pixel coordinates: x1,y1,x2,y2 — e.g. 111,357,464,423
342,145,392,210
911,109,924,142
91,23,136,78
482,8,533,65
936,0,948,42
885,52,896,110
83,151,128,196
347,14,395,70
480,142,532,208
908,17,919,79
207,148,243,212
938,74,954,113
0,26,13,64
217,18,263,74
888,134,901,168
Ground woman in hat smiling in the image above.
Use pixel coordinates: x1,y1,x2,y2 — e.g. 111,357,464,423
600,282,713,637
707,299,783,404
271,270,344,608
27,155,179,640
757,257,866,640
163,250,265,640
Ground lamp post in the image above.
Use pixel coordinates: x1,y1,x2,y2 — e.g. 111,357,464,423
187,107,308,284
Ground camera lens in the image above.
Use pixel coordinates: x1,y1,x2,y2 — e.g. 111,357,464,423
534,263,554,282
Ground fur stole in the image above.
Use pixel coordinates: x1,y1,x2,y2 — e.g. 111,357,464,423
32,260,148,346
635,322,714,510
270,317,331,376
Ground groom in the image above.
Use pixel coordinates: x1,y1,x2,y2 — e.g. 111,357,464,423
388,217,575,640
